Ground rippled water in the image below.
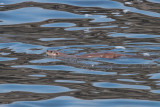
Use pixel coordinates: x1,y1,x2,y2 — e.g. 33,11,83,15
0,0,160,107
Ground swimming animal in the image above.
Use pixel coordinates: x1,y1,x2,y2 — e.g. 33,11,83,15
46,50,140,59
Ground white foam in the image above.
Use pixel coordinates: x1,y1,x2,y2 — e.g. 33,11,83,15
123,9,130,13
142,53,150,56
85,14,92,17
125,2,132,5
115,46,126,49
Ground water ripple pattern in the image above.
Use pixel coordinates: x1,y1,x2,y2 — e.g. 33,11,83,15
0,0,160,107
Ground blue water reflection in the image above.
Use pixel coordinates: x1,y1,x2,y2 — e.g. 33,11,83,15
0,42,46,54
0,0,160,106
39,38,76,41
0,57,17,61
0,84,72,93
3,96,160,107
12,65,117,75
109,33,160,38
93,82,150,90
42,23,76,27
0,7,85,25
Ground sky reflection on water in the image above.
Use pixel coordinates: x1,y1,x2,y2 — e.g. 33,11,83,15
0,0,160,107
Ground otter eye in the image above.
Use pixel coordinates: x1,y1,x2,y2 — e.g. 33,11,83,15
56,52,59,55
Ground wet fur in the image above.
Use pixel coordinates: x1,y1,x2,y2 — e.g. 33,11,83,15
46,50,139,59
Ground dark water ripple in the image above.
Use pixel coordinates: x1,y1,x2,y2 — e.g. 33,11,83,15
0,0,160,107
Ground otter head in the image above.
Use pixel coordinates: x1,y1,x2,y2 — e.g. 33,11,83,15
46,50,62,56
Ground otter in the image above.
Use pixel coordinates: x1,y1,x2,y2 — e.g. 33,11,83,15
46,50,139,59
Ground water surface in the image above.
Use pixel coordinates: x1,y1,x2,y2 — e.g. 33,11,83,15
0,0,160,107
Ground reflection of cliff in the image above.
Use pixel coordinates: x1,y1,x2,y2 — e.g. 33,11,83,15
0,49,159,104
0,1,159,47
0,65,160,104
0,49,160,104
0,1,160,105
0,91,71,104
114,0,160,13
